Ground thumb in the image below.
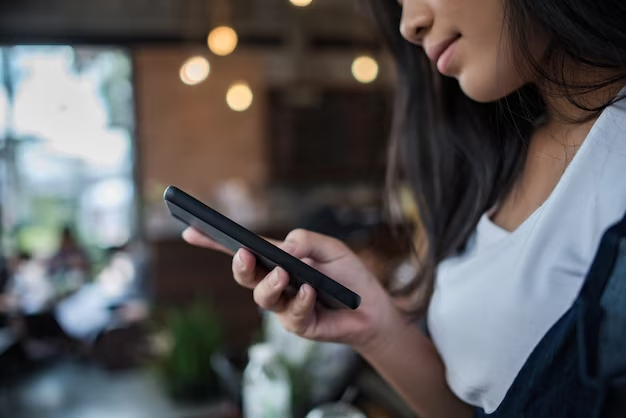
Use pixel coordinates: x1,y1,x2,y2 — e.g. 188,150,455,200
279,229,348,263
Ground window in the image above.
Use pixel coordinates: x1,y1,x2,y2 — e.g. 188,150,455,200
0,46,135,257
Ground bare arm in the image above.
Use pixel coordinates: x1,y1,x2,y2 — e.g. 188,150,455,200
357,308,473,418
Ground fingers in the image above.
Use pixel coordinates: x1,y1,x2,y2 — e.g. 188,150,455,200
253,267,290,311
232,248,265,289
185,226,338,341
278,284,317,336
281,229,347,263
249,266,318,339
182,228,233,255
233,246,318,339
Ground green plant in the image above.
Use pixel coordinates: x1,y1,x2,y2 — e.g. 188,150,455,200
157,301,223,401
282,355,313,415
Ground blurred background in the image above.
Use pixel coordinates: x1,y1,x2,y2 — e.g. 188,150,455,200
0,1,416,417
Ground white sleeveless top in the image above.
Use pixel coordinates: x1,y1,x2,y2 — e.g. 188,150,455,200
428,94,626,413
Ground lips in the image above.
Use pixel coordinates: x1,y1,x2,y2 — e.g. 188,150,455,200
426,35,461,67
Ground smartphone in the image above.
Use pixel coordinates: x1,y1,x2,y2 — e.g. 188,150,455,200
164,186,361,310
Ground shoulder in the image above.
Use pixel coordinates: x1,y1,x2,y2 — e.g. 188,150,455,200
594,95,626,152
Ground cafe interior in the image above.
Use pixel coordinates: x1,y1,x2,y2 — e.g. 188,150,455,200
0,0,418,417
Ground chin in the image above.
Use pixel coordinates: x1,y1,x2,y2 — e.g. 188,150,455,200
458,73,521,104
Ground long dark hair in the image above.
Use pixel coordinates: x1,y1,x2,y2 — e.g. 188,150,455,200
367,0,626,314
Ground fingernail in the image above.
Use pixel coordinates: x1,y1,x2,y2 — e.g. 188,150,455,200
269,269,280,287
299,285,307,299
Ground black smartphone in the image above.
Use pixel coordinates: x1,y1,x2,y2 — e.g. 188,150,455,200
164,186,361,310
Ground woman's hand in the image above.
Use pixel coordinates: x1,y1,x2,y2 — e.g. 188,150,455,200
182,227,399,351
184,227,472,418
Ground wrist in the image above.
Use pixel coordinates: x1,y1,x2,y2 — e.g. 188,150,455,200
353,296,412,356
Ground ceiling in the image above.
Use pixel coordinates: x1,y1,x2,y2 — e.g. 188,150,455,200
0,0,379,48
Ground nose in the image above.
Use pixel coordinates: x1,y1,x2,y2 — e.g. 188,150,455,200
399,1,434,46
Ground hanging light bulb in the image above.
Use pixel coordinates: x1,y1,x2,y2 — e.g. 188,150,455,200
208,26,239,56
226,82,254,112
180,56,210,85
289,0,313,7
351,55,379,84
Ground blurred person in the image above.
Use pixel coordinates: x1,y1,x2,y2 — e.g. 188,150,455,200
184,0,626,417
2,252,68,359
48,225,90,296
4,252,55,315
56,244,145,344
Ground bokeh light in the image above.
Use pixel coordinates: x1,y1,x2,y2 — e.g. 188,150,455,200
226,82,254,112
179,56,210,85
289,0,313,7
208,26,239,56
351,56,379,84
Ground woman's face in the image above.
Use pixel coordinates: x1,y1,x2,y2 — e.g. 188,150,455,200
398,0,543,102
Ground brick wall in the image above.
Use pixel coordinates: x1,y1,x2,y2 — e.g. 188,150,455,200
134,47,269,205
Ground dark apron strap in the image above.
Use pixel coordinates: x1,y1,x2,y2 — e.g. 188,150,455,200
578,207,626,385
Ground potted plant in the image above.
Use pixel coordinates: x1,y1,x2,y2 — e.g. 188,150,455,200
155,301,223,402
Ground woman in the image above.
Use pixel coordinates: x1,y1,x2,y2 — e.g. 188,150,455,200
184,0,626,416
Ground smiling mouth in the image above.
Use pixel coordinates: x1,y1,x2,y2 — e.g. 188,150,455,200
426,34,461,68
